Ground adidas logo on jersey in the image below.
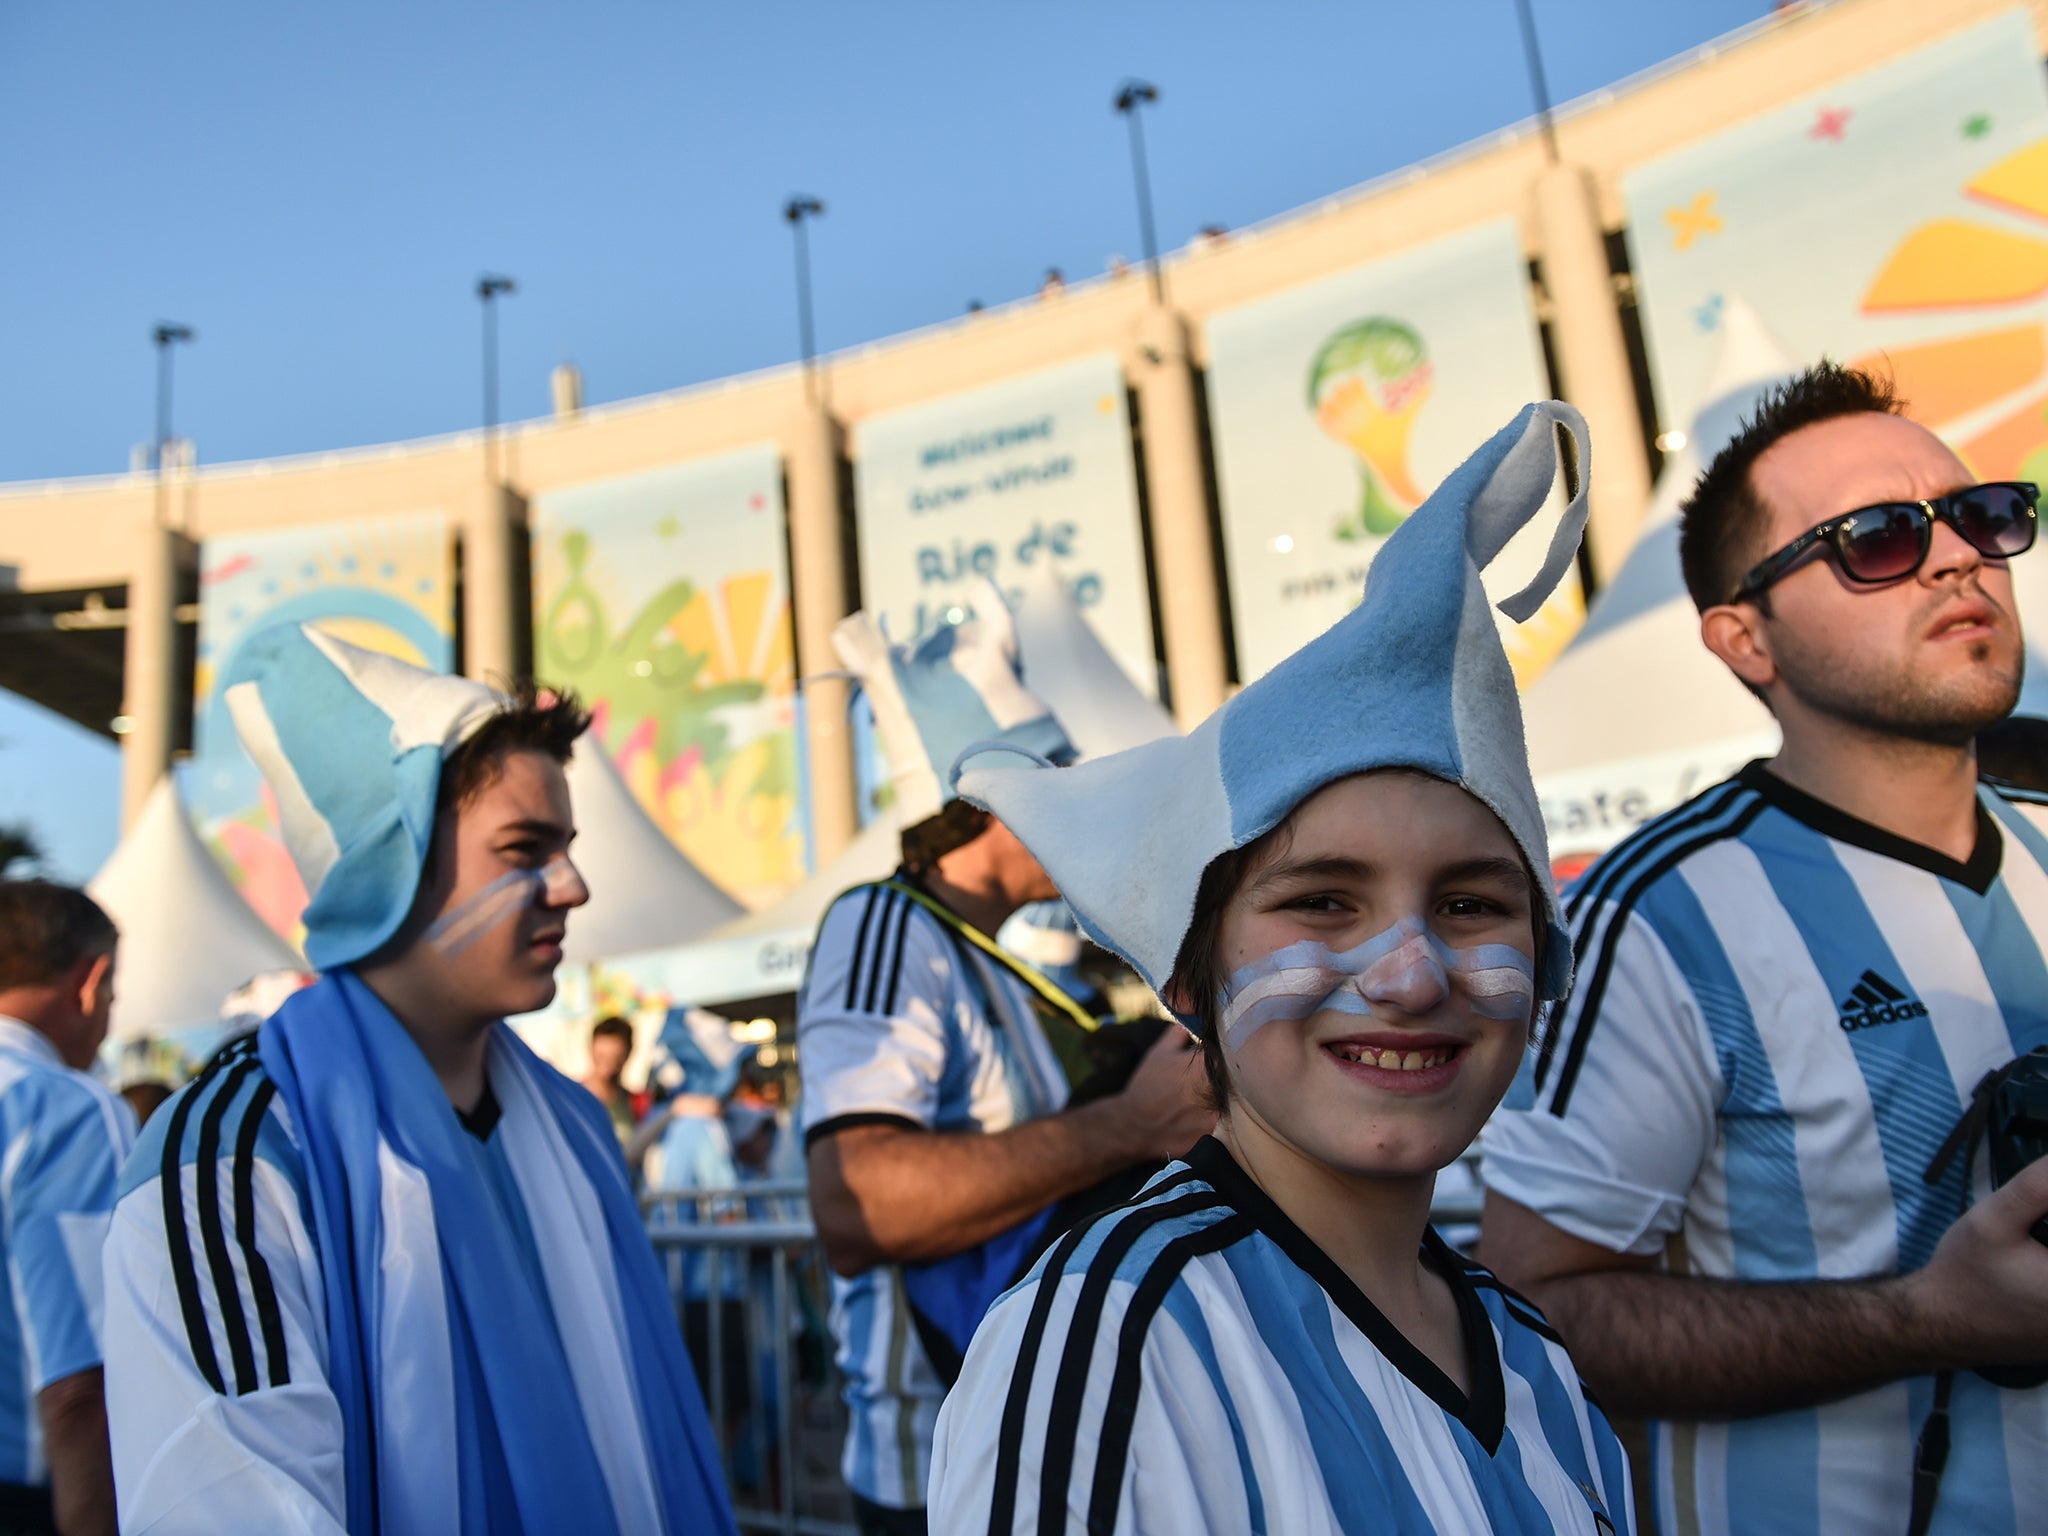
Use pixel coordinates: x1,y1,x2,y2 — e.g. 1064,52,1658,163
1837,970,1929,1032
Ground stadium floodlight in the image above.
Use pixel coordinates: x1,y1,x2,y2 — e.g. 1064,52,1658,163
784,197,827,402
1112,80,1164,305
151,323,195,479
477,274,517,482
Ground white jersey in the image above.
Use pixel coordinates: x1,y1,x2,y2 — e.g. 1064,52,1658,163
1485,765,2048,1536
932,1138,1634,1534
0,1017,134,1488
103,1038,558,1534
797,878,1071,1511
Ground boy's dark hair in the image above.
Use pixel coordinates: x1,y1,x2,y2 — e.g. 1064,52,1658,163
1166,782,1550,1113
1678,361,1904,615
590,1015,634,1049
0,881,118,992
437,681,592,815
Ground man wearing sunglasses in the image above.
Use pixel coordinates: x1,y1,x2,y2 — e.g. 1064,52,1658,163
1481,363,2048,1536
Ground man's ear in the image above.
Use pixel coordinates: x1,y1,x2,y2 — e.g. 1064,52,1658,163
76,951,114,1021
1699,604,1778,695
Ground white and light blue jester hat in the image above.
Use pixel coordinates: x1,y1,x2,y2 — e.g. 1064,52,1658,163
953,401,1591,1021
833,595,1075,830
221,623,507,971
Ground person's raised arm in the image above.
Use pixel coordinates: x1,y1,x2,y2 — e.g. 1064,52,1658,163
1481,1155,2048,1420
809,1026,1211,1276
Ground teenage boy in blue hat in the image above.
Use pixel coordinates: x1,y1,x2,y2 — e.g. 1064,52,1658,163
929,403,1636,1532
801,601,1211,1536
101,626,735,1536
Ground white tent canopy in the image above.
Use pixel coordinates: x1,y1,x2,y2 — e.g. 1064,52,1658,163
89,777,305,1041
561,740,744,964
602,567,1181,1006
1522,299,1793,861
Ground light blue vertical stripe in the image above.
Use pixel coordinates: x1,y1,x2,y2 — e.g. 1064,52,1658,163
1158,1284,1267,1533
1635,876,1817,1280
1746,810,1964,1271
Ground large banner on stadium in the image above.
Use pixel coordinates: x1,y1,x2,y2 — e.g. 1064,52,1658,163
1624,10,2048,476
190,512,454,940
852,353,1157,695
1204,218,1581,685
532,446,803,909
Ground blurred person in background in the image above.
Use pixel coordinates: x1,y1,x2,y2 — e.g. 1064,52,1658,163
1482,365,2048,1536
804,605,1210,1536
581,1013,639,1145
0,880,137,1536
115,1082,172,1130
100,628,735,1536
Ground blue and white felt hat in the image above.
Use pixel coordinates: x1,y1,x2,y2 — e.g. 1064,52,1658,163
954,401,1590,1014
834,598,1074,828
222,623,505,970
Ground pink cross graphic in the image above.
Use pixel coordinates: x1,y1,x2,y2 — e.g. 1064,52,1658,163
1811,106,1852,142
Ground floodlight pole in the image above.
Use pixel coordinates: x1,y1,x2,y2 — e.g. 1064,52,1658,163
1513,0,1561,163
477,273,516,482
1114,81,1164,305
785,197,826,402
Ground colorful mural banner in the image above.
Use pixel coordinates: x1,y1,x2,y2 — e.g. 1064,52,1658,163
1624,10,2048,479
189,512,455,941
851,353,1158,695
1204,218,1582,686
532,445,802,909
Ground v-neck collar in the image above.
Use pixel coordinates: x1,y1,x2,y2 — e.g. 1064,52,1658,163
1185,1137,1507,1453
1737,761,2002,895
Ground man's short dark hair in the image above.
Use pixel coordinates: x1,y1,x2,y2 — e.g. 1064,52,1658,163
437,681,593,815
1678,362,1905,614
591,1015,634,1049
900,798,993,876
0,881,118,992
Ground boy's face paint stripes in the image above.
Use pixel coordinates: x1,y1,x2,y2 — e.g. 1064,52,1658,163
1217,916,1535,1048
424,858,586,957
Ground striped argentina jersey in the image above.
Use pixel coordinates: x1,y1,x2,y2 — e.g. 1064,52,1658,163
797,879,1071,1510
931,1136,1632,1534
101,1035,557,1533
1485,762,2048,1536
0,1017,135,1488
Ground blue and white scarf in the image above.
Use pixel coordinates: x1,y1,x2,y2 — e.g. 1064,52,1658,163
260,972,736,1535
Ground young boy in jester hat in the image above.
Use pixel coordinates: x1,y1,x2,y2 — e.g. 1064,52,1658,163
101,625,736,1536
929,402,1638,1534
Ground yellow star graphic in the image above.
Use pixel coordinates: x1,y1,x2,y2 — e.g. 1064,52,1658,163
1666,192,1723,252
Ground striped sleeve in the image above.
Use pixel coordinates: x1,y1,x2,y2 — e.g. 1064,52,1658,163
929,1178,1256,1534
1484,793,1743,1256
797,885,958,1144
103,1039,348,1535
3,1072,135,1390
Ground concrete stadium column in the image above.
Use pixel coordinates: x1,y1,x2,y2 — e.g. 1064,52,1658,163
1129,304,1229,727
120,515,181,827
784,399,859,867
463,480,526,686
1533,161,1655,586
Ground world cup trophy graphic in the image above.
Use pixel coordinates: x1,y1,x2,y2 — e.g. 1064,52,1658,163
1308,316,1435,541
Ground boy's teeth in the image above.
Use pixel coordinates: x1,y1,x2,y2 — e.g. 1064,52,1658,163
1333,1045,1454,1071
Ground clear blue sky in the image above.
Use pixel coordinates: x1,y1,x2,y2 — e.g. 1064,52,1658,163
0,0,1768,879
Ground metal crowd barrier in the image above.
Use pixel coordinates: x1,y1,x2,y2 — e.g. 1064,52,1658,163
643,1157,1486,1534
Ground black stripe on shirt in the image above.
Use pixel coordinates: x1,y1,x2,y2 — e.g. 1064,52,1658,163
195,1054,265,1395
1532,782,1759,1097
987,1170,1201,1534
231,1078,291,1389
842,886,883,1010
1547,794,1769,1117
158,1037,257,1395
863,893,913,1017
1084,1213,1258,1536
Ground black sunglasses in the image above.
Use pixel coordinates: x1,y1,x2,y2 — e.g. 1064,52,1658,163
1728,481,2038,604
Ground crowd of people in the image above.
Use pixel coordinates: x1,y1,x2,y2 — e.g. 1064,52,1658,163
0,361,2042,1534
